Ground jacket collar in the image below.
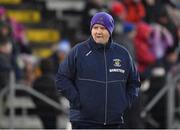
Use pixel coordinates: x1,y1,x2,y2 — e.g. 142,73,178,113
88,36,112,50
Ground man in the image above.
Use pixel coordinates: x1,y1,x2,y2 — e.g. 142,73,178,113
0,36,12,91
32,58,61,129
50,39,71,74
56,12,141,129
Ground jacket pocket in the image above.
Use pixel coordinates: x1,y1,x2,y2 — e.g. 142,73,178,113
107,81,128,122
70,94,81,109
77,79,106,122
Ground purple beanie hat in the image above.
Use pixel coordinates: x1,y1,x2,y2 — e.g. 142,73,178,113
90,12,114,35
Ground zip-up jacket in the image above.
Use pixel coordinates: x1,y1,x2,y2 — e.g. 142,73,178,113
55,37,141,125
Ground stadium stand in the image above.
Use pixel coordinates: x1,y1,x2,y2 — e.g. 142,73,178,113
0,0,73,128
0,0,64,58
7,9,41,23
0,0,22,5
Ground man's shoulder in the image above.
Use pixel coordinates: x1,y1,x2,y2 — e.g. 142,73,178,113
72,40,89,51
112,42,133,62
72,39,89,50
112,42,129,54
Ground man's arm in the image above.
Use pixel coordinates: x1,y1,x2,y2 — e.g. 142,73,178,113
55,47,80,109
126,54,141,108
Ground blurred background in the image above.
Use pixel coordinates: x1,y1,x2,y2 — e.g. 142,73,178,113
0,0,180,129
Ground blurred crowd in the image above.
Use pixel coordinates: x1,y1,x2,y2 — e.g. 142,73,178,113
0,6,71,128
0,0,180,129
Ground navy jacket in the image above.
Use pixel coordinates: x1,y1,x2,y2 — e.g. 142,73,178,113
55,37,141,125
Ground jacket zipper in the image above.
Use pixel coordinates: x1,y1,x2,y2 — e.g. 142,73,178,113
104,46,108,125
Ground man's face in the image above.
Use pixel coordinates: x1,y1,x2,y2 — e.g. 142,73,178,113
57,51,68,61
91,24,110,44
0,42,12,54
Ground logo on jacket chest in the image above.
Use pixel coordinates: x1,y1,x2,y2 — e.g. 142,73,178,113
110,58,125,73
113,59,121,67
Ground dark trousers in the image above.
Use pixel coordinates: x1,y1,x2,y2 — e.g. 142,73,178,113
71,121,124,129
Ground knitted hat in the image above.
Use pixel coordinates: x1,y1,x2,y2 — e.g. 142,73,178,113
90,12,114,35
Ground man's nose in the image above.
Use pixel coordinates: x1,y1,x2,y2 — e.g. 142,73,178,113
96,28,102,33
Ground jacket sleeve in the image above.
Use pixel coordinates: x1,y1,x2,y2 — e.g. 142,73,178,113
126,53,141,108
55,47,80,109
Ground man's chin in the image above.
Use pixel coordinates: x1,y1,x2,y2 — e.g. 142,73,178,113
96,42,105,44
95,40,104,44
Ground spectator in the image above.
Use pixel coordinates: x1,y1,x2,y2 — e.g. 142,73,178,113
123,0,146,23
13,23,31,54
134,22,156,79
19,54,38,87
109,0,126,35
155,6,177,47
0,36,12,91
149,23,174,60
115,22,137,61
50,39,71,74
142,0,157,23
32,58,61,129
